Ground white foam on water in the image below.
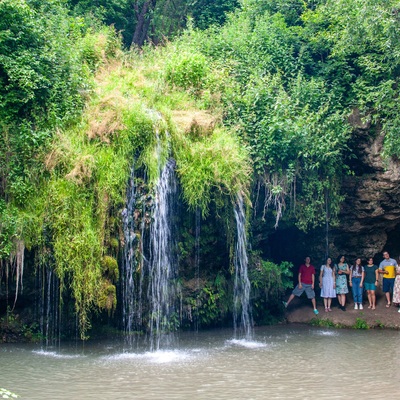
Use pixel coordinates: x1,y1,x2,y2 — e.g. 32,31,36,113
32,350,84,359
226,339,267,349
314,330,339,337
145,350,191,363
102,349,192,364
190,348,202,353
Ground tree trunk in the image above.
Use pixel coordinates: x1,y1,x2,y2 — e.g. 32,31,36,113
131,0,157,47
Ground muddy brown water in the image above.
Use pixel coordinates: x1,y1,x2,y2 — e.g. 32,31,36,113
1,325,400,399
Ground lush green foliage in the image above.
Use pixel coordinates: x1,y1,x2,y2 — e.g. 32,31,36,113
69,0,240,47
249,258,293,324
0,0,118,207
0,0,122,337
165,50,209,92
169,5,353,230
2,0,400,337
0,200,18,258
174,128,251,216
0,306,41,342
307,0,400,158
164,0,400,230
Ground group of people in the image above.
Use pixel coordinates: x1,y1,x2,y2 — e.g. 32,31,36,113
283,252,400,314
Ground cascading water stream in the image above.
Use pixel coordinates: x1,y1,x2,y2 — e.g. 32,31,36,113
36,264,61,346
148,158,177,351
233,193,253,340
122,111,178,350
121,166,137,339
194,207,201,332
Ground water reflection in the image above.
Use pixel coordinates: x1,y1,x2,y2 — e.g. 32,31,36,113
1,325,400,399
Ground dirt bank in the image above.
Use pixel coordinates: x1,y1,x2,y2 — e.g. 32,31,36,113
284,289,400,329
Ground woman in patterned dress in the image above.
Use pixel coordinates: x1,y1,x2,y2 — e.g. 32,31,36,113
335,255,349,311
319,257,336,312
392,260,400,312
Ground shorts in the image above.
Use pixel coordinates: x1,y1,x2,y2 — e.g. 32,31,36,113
292,283,315,299
364,282,376,291
382,278,395,293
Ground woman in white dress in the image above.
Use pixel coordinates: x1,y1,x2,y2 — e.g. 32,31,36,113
319,257,336,312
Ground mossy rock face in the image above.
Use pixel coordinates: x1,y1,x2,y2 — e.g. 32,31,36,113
97,279,117,312
109,238,119,250
101,256,119,281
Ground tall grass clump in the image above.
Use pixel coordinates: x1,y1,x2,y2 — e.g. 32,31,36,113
173,127,252,216
165,50,209,93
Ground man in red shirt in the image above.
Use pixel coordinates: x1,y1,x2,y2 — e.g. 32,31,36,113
283,256,319,315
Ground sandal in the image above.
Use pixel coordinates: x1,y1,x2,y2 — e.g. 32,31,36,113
386,303,391,308
328,308,332,312
325,307,328,312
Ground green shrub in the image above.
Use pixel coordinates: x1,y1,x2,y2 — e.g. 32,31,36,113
353,317,369,330
249,257,293,323
310,318,343,328
249,258,293,296
165,50,209,92
78,27,121,72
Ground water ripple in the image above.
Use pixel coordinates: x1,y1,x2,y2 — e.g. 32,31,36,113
32,350,84,359
225,339,268,348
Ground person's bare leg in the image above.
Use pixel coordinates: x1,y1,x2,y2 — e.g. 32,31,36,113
286,293,295,306
386,292,391,306
371,291,376,309
367,291,372,308
311,298,317,310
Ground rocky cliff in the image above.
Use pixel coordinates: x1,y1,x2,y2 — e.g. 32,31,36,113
331,109,400,261
263,109,400,267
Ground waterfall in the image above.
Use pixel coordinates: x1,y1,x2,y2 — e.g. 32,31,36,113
121,110,179,350
122,166,137,338
148,158,177,351
194,207,201,332
233,193,253,340
36,264,61,346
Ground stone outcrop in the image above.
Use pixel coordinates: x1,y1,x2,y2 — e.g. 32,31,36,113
265,109,400,267
331,109,400,260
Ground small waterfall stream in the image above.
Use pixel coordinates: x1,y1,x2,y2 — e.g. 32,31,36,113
122,113,178,350
36,264,61,346
121,166,137,337
148,158,177,351
194,207,201,332
233,193,253,340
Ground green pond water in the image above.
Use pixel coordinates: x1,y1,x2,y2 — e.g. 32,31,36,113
1,325,399,399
